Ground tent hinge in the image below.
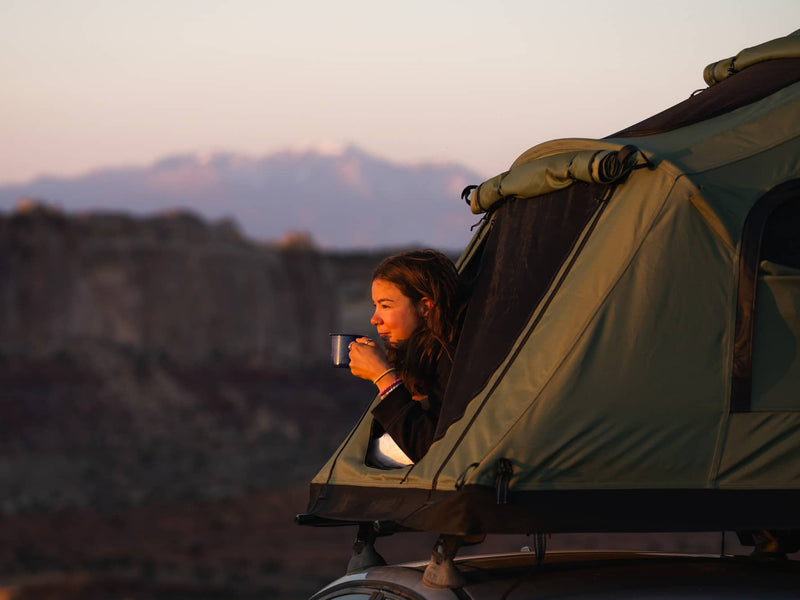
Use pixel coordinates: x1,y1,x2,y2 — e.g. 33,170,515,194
422,533,485,589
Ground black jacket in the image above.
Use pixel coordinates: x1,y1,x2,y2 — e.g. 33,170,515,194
371,356,452,463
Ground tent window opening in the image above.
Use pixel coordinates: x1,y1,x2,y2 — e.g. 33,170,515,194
435,182,608,440
732,180,800,413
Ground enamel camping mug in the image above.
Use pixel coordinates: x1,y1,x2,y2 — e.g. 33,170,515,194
330,333,361,367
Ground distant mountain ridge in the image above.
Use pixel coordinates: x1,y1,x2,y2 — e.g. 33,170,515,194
0,146,487,249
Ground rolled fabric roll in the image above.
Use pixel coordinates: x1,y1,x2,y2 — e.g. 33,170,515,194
703,30,800,86
468,145,641,214
589,144,641,184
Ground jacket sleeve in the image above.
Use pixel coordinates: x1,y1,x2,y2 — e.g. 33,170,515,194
371,358,451,463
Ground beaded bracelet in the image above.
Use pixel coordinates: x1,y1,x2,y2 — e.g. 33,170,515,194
379,377,402,398
372,367,396,386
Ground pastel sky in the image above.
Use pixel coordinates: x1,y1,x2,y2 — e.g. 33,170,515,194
1,0,798,185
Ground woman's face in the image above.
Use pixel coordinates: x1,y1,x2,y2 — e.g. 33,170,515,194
370,278,427,346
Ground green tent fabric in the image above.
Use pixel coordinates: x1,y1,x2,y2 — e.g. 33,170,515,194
304,31,800,536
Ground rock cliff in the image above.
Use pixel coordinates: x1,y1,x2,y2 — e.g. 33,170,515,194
0,206,394,513
0,206,343,366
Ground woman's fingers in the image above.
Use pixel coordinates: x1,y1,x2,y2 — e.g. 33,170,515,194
348,339,390,380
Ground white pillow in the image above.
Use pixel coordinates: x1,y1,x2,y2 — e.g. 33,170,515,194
369,432,414,468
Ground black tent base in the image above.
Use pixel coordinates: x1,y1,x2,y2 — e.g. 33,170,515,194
306,483,800,535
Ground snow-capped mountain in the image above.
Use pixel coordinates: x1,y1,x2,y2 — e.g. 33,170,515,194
0,145,487,249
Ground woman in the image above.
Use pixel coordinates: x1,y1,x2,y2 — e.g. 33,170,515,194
347,249,465,466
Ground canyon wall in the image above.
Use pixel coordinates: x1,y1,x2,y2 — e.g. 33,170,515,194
0,207,349,366
0,207,393,513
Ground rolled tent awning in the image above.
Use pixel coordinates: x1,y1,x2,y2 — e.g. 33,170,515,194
703,28,800,85
466,144,644,214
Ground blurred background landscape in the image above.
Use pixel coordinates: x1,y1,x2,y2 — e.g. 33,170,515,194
2,1,798,597
0,196,427,598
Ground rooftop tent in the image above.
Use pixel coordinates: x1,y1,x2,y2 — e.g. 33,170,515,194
303,31,800,537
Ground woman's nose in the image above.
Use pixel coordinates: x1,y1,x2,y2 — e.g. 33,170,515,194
370,311,381,325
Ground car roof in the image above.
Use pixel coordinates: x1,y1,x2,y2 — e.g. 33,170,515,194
310,551,800,600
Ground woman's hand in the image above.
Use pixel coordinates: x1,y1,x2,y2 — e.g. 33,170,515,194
348,337,395,389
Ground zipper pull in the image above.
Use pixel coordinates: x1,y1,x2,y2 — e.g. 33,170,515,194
495,458,514,504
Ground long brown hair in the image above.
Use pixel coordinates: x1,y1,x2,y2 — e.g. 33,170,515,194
373,249,464,397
